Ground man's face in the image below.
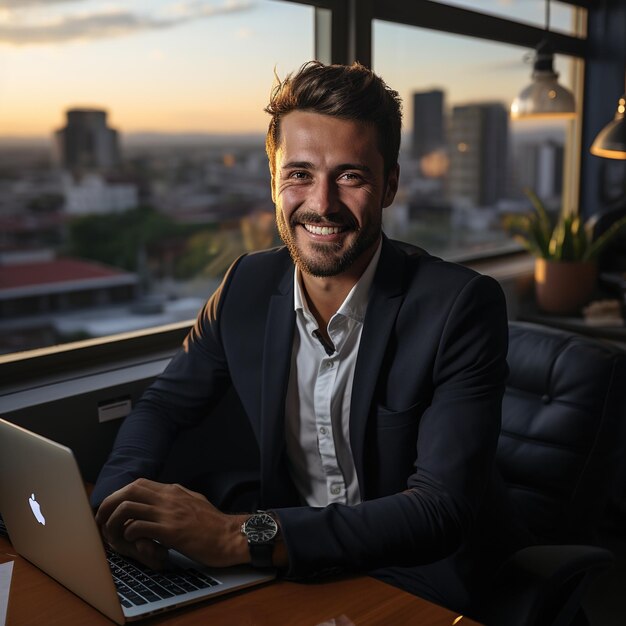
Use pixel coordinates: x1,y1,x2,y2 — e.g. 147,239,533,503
272,111,398,279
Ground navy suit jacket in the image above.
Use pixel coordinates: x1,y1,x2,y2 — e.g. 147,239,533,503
92,236,524,590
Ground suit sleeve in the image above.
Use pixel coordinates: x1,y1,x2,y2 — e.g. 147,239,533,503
274,274,509,577
90,256,244,507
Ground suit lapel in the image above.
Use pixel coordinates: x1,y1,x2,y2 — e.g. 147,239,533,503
350,238,407,498
259,265,298,506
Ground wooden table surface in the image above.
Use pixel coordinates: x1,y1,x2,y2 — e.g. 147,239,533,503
0,535,481,625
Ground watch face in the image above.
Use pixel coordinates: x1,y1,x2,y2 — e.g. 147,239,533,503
244,513,278,544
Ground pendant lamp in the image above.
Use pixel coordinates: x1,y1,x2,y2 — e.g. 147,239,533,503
590,72,626,160
510,0,576,120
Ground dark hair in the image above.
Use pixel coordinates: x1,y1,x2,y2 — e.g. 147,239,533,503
265,61,402,177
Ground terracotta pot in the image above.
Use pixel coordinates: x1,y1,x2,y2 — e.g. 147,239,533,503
534,258,598,315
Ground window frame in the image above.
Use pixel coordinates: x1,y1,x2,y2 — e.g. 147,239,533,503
0,321,189,394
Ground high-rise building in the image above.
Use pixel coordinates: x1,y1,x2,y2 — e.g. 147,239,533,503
447,102,508,207
411,90,445,160
514,139,564,200
54,108,121,173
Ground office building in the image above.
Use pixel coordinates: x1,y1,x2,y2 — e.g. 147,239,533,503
54,108,121,173
447,102,509,207
411,90,445,160
61,172,138,215
514,139,565,200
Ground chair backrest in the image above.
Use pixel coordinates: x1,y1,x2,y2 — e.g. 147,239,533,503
589,205,626,272
498,322,626,545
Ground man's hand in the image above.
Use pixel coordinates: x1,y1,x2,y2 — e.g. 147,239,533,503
95,478,249,570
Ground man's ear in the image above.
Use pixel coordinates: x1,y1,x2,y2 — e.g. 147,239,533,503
383,163,400,208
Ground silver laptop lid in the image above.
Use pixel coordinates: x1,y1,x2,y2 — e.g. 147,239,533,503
0,418,126,624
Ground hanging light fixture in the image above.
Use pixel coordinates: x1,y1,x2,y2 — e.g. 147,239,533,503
510,0,576,120
590,71,626,160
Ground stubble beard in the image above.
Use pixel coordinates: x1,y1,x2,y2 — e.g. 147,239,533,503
276,209,381,278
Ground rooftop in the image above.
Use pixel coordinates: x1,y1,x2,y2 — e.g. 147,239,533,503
0,257,137,294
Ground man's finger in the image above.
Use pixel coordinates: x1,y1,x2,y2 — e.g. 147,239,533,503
134,538,169,570
123,519,171,546
96,479,163,524
101,501,157,544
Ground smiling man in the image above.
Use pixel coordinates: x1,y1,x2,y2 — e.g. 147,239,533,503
273,110,395,280
92,61,530,615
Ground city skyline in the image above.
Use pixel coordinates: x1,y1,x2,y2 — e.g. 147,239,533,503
0,0,578,138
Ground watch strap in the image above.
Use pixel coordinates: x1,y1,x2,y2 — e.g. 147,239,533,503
249,542,274,568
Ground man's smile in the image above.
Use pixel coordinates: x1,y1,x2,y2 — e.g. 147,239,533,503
302,223,346,236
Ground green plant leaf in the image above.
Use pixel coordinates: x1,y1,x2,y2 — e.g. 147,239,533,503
571,216,589,260
583,214,626,261
553,214,584,261
522,187,556,258
504,211,555,257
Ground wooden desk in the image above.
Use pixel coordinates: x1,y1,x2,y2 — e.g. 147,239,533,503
0,535,481,626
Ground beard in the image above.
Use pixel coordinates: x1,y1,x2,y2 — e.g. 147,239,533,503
276,208,381,277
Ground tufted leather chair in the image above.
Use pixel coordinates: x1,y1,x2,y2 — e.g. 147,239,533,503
478,321,626,625
501,321,626,545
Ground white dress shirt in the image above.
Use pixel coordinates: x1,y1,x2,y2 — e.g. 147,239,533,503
284,242,382,507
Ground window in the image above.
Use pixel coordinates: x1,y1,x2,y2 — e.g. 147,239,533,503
0,0,313,355
373,20,581,260
0,0,592,362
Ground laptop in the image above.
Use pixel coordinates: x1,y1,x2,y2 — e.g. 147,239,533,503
0,418,275,624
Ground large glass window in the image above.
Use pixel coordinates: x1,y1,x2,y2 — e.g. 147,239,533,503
374,20,580,260
0,0,313,354
0,0,588,359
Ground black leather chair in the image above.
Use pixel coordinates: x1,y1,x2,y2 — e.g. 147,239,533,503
478,321,626,626
588,204,626,273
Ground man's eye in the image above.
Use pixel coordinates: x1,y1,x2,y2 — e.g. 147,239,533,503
290,171,308,179
340,173,360,182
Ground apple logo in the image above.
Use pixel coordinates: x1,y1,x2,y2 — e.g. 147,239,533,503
29,493,46,526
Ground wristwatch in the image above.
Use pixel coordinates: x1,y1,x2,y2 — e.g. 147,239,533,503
240,511,278,568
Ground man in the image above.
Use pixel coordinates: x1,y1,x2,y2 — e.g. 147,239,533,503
93,61,528,613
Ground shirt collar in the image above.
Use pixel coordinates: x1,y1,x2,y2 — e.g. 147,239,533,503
293,239,382,325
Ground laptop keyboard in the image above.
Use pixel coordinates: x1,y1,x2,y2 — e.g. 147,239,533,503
0,516,220,608
106,548,221,608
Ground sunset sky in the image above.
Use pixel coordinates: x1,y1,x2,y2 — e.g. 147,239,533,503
0,0,578,138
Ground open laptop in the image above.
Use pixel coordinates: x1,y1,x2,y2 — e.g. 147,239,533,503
0,418,275,624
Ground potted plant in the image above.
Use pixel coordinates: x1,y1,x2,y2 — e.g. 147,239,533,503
504,189,626,314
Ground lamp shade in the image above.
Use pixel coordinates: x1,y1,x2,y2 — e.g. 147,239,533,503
590,95,626,160
511,47,576,120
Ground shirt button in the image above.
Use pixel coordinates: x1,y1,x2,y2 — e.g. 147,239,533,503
319,426,327,435
326,361,333,368
330,485,341,495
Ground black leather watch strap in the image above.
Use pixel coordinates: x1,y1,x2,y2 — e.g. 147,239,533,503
249,542,274,568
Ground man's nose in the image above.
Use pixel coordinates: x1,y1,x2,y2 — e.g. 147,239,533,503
309,178,338,216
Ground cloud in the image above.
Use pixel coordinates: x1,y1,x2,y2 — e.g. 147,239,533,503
0,0,255,46
0,0,87,7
